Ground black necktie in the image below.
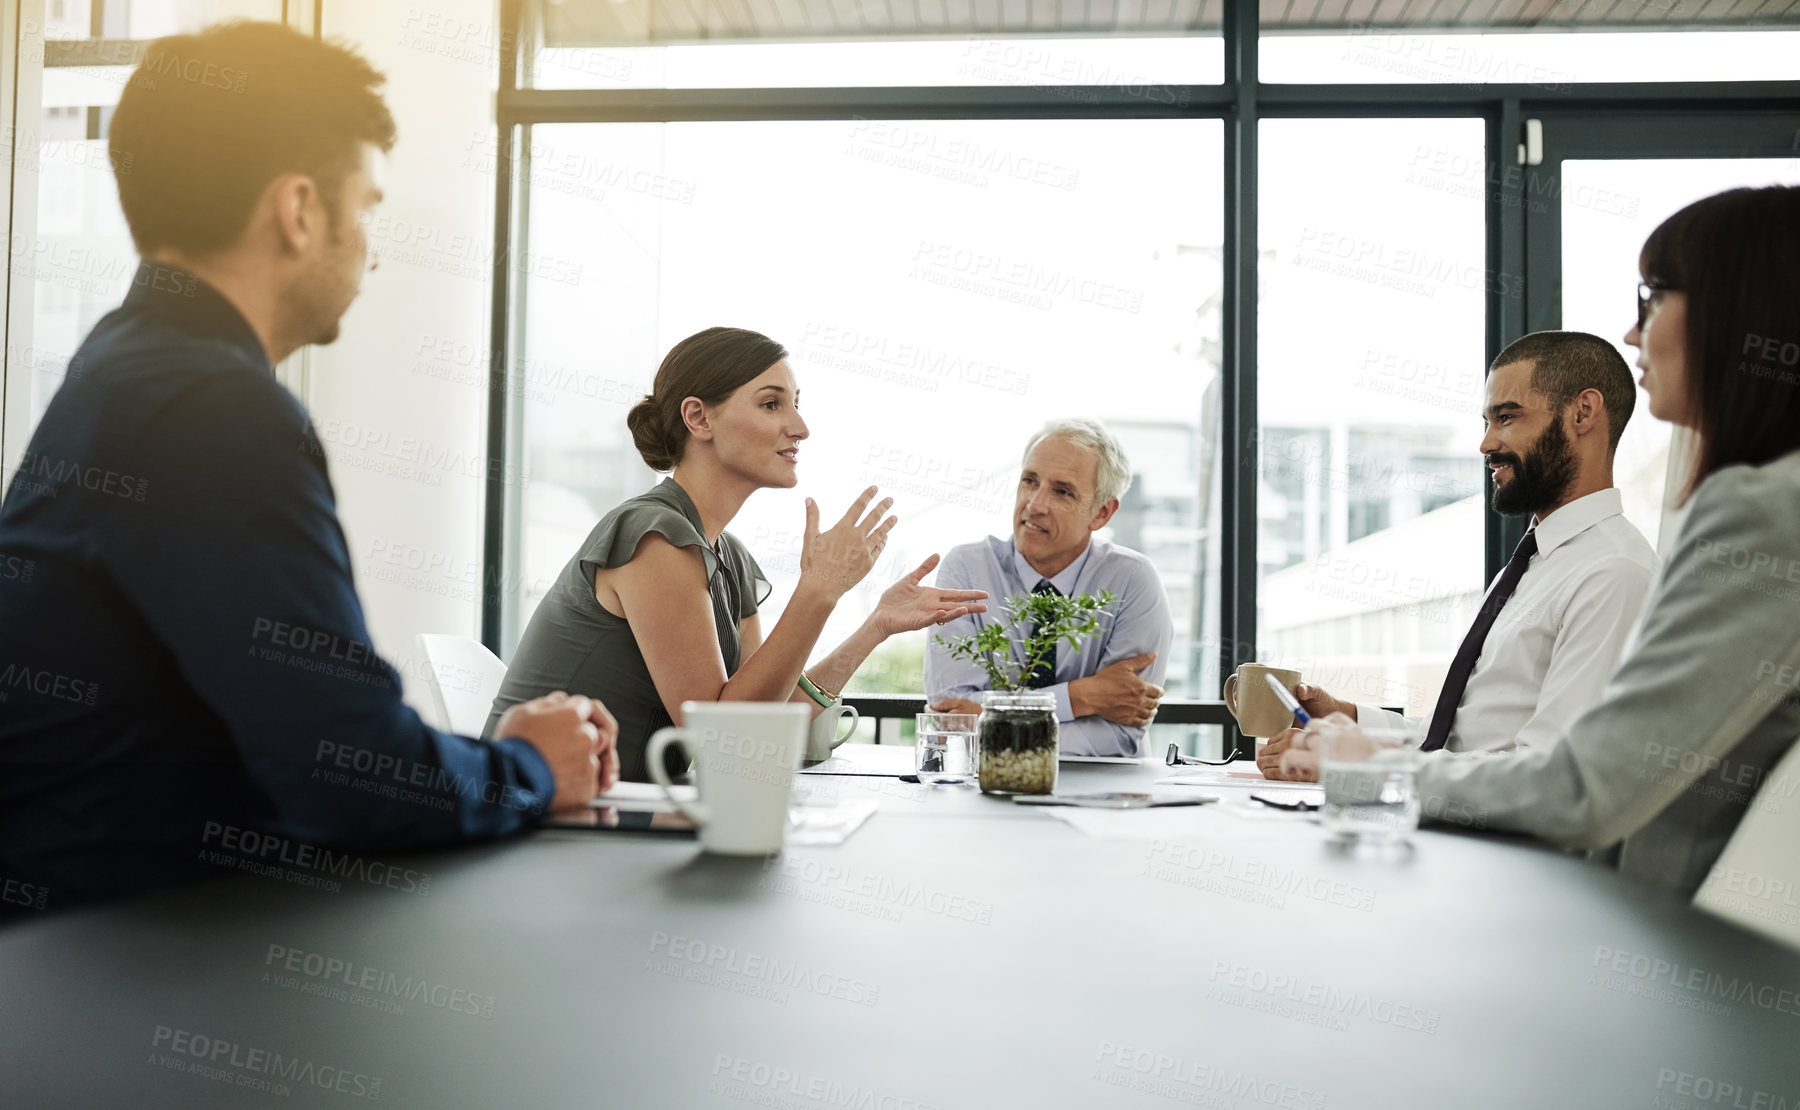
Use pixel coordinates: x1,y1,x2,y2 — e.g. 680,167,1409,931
1026,579,1060,689
1421,530,1539,752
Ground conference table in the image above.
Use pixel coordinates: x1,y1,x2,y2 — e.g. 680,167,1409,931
4,753,1798,1109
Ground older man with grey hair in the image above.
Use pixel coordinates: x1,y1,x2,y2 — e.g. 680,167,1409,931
925,418,1175,756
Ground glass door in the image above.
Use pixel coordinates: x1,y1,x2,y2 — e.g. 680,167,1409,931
1518,114,1800,558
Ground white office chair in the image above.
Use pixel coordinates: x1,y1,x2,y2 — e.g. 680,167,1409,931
413,633,508,737
1692,739,1800,953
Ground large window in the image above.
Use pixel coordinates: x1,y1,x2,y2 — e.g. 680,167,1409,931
1256,118,1488,718
508,118,1225,746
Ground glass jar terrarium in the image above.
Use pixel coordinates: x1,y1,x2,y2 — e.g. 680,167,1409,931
977,690,1058,796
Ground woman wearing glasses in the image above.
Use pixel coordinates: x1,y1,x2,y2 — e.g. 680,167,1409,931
485,327,987,782
1284,185,1800,898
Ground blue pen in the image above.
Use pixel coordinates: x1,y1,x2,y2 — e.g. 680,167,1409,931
1265,673,1310,726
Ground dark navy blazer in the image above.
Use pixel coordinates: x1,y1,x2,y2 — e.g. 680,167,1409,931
0,266,552,919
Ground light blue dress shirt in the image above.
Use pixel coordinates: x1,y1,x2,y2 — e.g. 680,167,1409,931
923,535,1175,756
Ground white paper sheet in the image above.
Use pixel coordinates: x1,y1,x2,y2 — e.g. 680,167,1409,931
1040,801,1316,842
590,781,878,845
786,799,880,846
592,782,696,812
1157,770,1319,801
799,744,917,777
1058,755,1159,765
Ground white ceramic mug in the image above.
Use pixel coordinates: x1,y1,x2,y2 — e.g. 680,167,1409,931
804,702,860,762
647,702,808,856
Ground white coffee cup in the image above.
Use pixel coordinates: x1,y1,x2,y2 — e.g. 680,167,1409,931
647,702,808,856
804,702,860,762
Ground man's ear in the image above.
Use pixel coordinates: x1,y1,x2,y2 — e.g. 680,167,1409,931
1088,497,1120,532
265,172,321,257
1569,387,1605,442
679,396,713,443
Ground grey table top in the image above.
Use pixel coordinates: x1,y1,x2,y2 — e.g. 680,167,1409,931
4,758,1799,1110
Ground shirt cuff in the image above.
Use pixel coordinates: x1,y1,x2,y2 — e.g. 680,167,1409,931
1056,716,1142,758
1354,704,1415,741
1047,681,1076,724
493,735,557,817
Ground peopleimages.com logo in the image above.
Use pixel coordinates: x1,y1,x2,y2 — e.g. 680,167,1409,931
148,1025,379,1101
200,822,432,895
263,943,496,1019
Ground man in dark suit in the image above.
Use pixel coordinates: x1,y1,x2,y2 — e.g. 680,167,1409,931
0,22,615,919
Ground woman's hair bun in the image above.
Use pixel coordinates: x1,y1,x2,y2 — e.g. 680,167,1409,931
626,394,680,472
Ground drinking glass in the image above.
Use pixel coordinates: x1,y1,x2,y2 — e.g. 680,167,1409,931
914,713,978,786
1316,722,1423,844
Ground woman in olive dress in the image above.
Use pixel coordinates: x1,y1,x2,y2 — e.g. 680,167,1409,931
487,326,986,781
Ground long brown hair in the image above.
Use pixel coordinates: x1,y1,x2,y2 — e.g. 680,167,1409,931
1640,185,1800,501
626,328,788,472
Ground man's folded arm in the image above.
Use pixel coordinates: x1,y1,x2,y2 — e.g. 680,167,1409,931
1044,680,1136,752
102,375,553,847
1058,562,1176,755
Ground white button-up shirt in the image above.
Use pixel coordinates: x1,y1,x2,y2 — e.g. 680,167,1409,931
1356,487,1659,753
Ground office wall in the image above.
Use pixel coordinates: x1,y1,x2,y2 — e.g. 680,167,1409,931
309,0,504,716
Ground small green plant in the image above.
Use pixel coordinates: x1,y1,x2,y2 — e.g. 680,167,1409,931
935,589,1116,692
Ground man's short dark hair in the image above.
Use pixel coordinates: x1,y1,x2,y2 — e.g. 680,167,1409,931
108,21,396,258
1491,331,1637,453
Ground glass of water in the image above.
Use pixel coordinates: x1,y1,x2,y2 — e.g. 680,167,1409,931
1316,723,1423,844
914,713,978,786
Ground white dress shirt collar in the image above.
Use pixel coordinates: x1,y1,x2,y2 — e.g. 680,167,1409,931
1011,538,1093,596
1531,487,1624,559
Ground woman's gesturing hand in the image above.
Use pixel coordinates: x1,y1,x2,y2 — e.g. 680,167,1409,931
799,487,897,603
870,554,988,636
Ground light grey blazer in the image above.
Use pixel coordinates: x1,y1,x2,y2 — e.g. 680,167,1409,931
1416,448,1800,898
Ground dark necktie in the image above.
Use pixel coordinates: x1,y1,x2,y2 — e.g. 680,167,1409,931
1421,530,1539,752
1026,579,1060,689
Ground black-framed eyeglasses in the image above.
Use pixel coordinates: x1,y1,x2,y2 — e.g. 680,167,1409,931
1636,281,1679,331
